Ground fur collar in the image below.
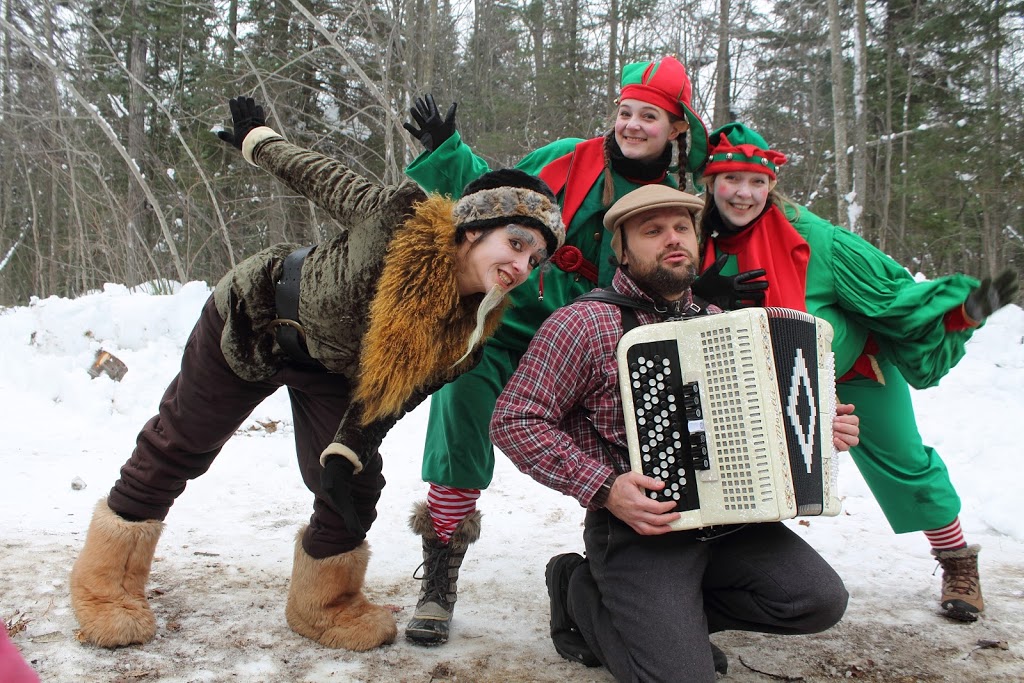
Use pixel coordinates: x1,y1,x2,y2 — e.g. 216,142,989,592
355,195,506,425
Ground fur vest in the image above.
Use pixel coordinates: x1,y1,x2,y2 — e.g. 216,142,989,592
214,135,504,460
355,195,504,425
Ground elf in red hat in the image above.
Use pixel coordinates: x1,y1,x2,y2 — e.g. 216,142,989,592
397,56,710,647
696,121,1019,623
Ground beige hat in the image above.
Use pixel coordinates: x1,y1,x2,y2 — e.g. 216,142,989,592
603,185,704,260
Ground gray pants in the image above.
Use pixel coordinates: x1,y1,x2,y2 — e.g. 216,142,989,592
570,510,849,683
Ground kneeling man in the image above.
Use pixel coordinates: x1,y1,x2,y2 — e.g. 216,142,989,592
491,185,853,682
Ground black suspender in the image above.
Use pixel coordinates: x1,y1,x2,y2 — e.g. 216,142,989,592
272,245,326,370
574,288,709,332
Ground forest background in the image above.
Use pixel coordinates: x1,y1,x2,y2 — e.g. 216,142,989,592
1,0,1022,306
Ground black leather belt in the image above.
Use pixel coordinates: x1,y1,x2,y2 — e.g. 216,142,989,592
272,245,326,370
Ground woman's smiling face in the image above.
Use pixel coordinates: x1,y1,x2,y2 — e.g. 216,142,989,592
614,99,687,163
457,224,548,296
712,171,773,229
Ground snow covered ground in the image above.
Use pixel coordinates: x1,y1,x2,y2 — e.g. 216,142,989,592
2,281,1023,682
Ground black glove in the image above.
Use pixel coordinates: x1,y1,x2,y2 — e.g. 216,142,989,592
964,268,1019,323
691,254,769,310
320,456,366,540
216,96,267,150
402,94,457,152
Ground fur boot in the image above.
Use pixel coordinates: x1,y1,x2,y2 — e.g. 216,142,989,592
69,499,164,647
285,531,396,650
405,501,481,645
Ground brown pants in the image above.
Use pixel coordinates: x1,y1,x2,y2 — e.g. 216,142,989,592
107,296,385,558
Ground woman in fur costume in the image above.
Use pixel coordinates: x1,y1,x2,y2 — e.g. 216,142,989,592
695,121,1018,623
68,96,565,652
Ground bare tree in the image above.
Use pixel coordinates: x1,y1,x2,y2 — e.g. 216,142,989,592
826,0,850,227
713,0,731,127
851,0,867,236
607,0,619,104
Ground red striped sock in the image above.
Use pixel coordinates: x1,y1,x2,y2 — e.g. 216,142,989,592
427,483,480,543
924,518,967,552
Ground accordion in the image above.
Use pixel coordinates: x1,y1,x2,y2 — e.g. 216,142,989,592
616,307,841,532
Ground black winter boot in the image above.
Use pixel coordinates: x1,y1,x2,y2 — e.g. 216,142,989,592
545,553,601,667
710,642,729,675
405,501,480,645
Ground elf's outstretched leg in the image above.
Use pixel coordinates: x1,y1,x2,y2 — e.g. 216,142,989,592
70,499,163,647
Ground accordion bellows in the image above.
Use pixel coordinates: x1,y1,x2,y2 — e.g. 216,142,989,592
617,307,840,531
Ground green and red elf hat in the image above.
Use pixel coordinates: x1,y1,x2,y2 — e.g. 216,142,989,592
703,122,788,180
619,56,709,175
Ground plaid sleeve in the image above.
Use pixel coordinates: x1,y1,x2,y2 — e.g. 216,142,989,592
490,304,617,506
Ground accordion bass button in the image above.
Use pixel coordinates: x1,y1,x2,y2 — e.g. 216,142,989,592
690,434,710,470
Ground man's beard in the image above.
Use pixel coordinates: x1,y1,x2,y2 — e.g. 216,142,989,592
629,258,697,300
453,284,507,366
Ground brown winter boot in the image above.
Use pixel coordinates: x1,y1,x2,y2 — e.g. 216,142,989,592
932,544,984,622
285,530,397,650
70,499,164,647
405,501,481,645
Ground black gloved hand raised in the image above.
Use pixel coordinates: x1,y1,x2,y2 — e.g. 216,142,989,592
402,94,458,152
217,96,267,150
964,268,1019,323
691,254,769,310
320,456,366,541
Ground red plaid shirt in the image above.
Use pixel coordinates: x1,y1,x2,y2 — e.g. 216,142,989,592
491,269,719,508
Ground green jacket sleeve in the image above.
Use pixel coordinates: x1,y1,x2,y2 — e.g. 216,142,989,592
826,223,979,389
406,134,585,198
405,131,492,197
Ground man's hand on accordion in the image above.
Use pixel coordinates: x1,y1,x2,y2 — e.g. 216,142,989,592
605,471,681,535
832,402,860,451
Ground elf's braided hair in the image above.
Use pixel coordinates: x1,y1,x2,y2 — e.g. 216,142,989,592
601,135,616,207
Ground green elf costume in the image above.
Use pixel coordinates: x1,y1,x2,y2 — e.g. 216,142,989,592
695,122,1020,623
398,56,709,645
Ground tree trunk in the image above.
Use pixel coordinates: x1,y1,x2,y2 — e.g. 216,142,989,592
423,0,438,92
826,0,850,227
226,0,238,72
851,0,868,236
607,0,618,104
127,0,149,285
713,0,731,127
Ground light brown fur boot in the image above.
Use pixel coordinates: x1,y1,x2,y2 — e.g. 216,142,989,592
70,499,164,647
285,530,396,650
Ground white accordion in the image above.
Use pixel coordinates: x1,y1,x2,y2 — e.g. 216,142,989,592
616,307,841,532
